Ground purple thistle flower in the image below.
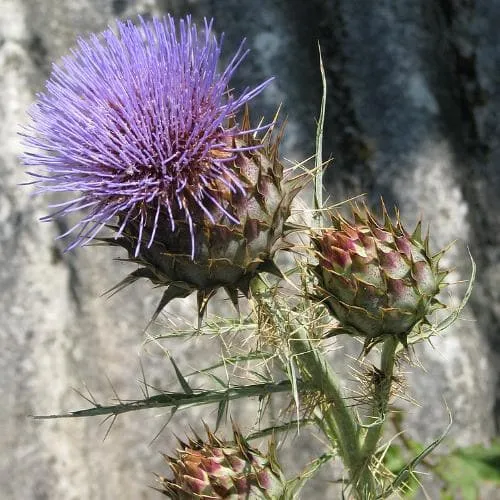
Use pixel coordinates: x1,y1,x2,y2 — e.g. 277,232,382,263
23,15,272,258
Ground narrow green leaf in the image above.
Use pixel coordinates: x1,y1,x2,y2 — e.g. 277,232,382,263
284,453,335,499
204,373,228,389
246,419,316,441
380,409,452,499
32,380,302,419
215,399,228,431
313,43,327,228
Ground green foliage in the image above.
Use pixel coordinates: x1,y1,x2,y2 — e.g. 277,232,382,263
384,438,500,499
437,440,500,499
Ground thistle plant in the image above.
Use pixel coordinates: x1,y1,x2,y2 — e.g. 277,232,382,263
25,15,474,500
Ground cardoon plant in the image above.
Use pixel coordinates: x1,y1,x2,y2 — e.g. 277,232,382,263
26,15,473,500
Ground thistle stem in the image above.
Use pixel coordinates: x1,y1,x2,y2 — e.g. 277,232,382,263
358,336,399,495
250,279,361,475
250,277,388,499
288,324,361,474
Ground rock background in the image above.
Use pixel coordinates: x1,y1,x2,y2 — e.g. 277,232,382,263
1,0,499,498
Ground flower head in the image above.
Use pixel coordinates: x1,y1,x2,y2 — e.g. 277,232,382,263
157,425,285,499
23,15,271,257
311,203,448,350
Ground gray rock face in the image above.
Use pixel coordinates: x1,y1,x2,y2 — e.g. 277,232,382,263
1,1,499,499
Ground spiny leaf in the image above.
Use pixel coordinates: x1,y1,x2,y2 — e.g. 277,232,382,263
380,408,452,499
32,380,303,419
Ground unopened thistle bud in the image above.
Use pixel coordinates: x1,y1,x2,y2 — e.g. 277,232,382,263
311,203,448,348
157,426,285,499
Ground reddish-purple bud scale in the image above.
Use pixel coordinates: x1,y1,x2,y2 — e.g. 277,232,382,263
412,260,438,295
234,476,250,493
211,448,225,458
184,461,208,481
378,250,409,279
200,457,223,475
227,455,246,473
256,469,272,489
358,231,377,256
183,474,209,494
312,205,447,343
395,235,412,258
352,257,384,288
329,247,352,270
371,226,393,243
334,231,359,253
386,277,420,310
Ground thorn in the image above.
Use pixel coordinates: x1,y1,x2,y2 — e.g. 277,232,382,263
145,284,192,331
352,205,365,225
224,286,240,315
432,239,456,262
196,289,216,329
103,267,155,298
412,220,423,243
380,198,393,231
258,259,284,279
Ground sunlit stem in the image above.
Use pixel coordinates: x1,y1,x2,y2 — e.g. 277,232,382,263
250,277,372,498
288,323,361,472
358,335,399,495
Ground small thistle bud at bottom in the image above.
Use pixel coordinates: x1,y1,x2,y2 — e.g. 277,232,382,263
311,203,449,348
157,426,286,499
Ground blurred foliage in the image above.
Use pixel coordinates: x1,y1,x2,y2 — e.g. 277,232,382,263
385,431,500,499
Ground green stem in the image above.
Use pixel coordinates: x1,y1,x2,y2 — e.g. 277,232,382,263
250,277,385,499
288,324,361,474
358,336,399,496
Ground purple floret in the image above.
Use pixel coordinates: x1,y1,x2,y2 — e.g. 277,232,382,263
23,15,272,257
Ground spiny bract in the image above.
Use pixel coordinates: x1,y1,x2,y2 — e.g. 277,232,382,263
107,109,301,321
157,426,285,499
311,203,448,348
